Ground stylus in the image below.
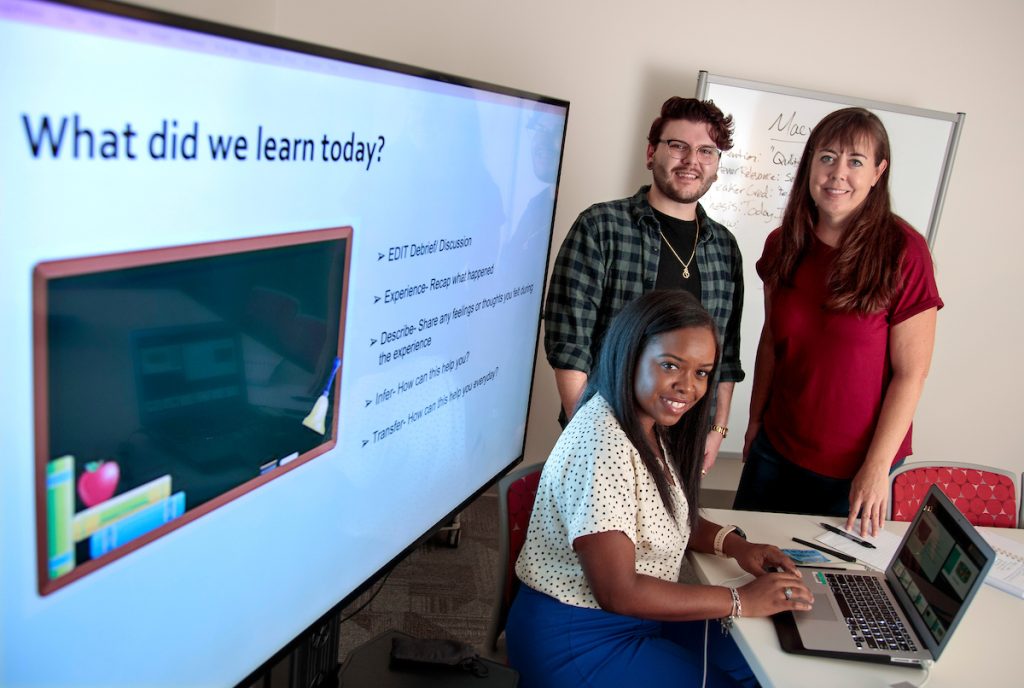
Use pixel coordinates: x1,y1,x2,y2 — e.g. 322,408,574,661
791,537,857,563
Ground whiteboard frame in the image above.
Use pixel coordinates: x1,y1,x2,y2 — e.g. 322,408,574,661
695,70,965,247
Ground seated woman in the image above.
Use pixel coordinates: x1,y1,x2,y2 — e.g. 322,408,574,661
507,290,812,688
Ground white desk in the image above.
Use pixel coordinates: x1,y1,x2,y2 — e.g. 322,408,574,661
690,508,1024,688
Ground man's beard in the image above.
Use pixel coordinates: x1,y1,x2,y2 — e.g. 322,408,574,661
653,165,716,204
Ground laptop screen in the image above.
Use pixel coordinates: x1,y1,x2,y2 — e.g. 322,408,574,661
887,485,995,658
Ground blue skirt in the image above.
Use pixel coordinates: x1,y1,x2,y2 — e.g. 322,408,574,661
506,584,757,688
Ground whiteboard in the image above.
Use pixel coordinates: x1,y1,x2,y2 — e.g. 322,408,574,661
694,72,964,455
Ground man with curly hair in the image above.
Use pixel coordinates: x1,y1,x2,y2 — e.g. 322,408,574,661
545,97,744,472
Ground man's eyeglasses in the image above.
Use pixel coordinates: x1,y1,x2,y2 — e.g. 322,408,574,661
658,139,721,164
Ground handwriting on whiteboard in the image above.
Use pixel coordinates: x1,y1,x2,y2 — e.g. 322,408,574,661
706,111,814,226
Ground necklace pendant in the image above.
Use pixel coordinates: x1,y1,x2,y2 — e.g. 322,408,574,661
682,266,690,279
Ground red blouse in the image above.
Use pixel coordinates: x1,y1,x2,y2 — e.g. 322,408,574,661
757,222,943,479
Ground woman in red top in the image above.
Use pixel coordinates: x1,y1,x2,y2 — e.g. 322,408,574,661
733,108,942,536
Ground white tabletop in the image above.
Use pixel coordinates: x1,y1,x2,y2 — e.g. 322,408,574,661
690,508,1024,688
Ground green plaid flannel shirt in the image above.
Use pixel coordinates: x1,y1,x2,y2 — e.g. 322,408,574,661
544,186,745,383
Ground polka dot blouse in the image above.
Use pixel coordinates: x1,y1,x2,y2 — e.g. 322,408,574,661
515,393,690,609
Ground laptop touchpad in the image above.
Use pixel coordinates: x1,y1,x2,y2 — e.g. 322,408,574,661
796,599,841,622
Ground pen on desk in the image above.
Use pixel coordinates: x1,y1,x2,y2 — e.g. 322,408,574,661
818,522,876,549
792,537,857,563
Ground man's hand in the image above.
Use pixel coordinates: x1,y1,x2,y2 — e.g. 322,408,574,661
703,430,725,474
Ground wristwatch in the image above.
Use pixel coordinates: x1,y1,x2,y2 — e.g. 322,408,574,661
713,525,747,557
711,424,728,438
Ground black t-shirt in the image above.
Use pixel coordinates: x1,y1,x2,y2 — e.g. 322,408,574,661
653,207,701,302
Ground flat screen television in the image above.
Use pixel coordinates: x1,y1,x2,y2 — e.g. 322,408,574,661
0,1,568,686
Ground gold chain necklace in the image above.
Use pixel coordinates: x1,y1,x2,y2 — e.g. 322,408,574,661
658,215,700,279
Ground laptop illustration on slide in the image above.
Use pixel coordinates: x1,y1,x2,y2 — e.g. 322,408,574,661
773,484,995,666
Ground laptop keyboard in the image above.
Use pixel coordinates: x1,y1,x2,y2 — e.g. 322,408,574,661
825,573,919,653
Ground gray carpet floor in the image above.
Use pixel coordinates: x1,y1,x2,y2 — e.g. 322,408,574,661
337,491,505,662
336,484,721,665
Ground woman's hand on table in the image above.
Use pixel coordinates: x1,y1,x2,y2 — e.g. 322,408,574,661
730,541,799,578
846,463,890,536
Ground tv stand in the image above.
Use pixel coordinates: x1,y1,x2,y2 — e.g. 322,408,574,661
243,611,340,688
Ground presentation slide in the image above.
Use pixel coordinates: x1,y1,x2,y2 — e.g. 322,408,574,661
0,1,567,686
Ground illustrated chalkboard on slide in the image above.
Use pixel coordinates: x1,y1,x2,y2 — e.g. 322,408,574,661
694,71,963,455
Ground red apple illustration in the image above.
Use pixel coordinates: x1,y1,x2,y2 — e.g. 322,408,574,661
77,460,120,507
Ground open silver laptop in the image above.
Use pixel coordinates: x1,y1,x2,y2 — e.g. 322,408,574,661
773,484,996,666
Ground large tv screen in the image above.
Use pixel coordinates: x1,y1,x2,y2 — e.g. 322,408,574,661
0,1,568,686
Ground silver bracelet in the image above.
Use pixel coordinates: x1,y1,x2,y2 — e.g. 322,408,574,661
721,587,742,633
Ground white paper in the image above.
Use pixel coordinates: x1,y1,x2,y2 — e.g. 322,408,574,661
816,528,902,570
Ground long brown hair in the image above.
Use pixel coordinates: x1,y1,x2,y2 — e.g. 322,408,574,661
764,107,905,313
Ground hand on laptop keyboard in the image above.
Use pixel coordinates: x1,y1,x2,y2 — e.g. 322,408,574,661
739,569,814,617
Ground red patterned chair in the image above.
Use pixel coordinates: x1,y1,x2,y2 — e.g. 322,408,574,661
487,461,544,650
889,462,1019,528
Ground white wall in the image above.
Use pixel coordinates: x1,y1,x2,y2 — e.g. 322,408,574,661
135,0,1024,478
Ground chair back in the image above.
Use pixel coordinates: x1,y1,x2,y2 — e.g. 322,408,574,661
487,461,543,650
889,461,1018,528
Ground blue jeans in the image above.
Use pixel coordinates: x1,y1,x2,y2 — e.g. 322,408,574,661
506,584,757,688
733,429,904,516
